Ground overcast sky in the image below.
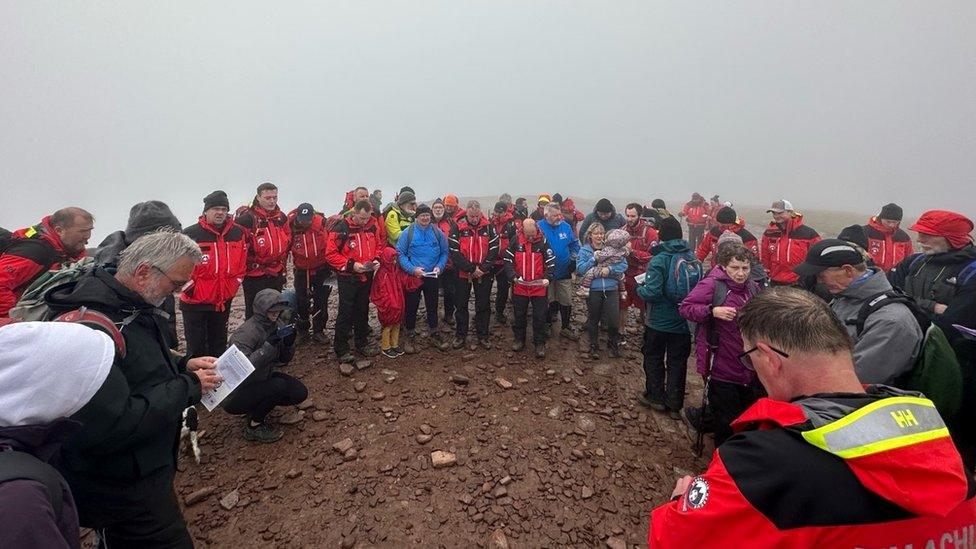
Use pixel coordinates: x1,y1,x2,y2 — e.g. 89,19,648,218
2,2,973,241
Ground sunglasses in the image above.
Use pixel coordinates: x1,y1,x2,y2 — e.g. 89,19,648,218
737,345,790,371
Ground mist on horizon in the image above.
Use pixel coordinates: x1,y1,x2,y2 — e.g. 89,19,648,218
2,2,973,242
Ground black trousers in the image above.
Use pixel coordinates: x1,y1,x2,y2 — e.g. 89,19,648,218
181,304,232,359
294,268,332,334
688,224,705,251
441,269,458,321
709,379,760,447
492,265,510,317
455,275,493,339
334,275,372,356
586,289,620,349
223,372,308,423
243,274,285,319
512,294,548,345
642,327,692,411
67,467,192,549
405,276,440,331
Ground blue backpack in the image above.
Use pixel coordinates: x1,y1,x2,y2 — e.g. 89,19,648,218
664,251,703,303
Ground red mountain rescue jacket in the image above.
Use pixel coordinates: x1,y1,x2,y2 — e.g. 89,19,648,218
370,247,406,327
287,210,330,273
325,213,382,281
435,216,457,271
449,215,499,280
649,388,976,548
492,213,517,267
624,220,658,278
180,218,248,311
236,206,291,278
504,233,555,297
863,217,914,272
681,201,709,227
0,217,85,316
760,214,820,284
696,219,760,264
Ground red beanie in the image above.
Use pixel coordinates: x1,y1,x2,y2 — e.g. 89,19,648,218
909,210,974,249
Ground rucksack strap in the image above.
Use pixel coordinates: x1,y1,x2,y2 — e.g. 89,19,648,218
958,259,976,287
846,290,927,337
0,450,64,521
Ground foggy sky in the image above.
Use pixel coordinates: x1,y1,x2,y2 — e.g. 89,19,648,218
2,1,974,241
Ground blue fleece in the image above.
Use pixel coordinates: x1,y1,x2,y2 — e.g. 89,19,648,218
539,220,580,279
577,245,628,291
396,223,448,273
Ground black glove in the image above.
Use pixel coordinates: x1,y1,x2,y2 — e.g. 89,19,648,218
268,324,296,345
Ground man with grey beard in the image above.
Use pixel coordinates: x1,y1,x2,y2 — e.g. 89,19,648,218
46,230,221,548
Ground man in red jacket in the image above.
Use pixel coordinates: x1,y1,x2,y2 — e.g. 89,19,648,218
490,201,518,326
696,207,760,265
705,195,723,230
861,203,914,273
760,199,820,286
180,190,249,358
0,207,93,316
288,203,332,345
560,198,585,237
449,200,499,350
679,193,709,250
433,198,458,327
236,182,291,318
504,218,555,358
622,203,657,318
649,287,976,548
325,200,382,364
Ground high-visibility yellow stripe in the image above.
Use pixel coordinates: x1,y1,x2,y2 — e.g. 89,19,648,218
826,428,950,459
24,227,37,238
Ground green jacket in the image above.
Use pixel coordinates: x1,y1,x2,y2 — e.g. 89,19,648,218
637,239,692,334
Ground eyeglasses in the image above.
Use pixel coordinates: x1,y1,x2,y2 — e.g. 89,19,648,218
737,345,790,371
152,266,191,291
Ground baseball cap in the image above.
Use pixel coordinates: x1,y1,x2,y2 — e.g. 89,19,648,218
793,239,865,276
295,203,314,224
767,199,794,214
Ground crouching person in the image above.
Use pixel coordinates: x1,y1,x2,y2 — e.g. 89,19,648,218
223,289,307,443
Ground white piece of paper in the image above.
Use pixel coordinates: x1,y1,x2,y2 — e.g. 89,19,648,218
422,271,440,278
200,345,255,412
634,272,647,284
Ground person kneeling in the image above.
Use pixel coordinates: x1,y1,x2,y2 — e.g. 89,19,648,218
223,289,308,443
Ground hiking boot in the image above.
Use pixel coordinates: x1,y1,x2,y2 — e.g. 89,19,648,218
243,422,283,444
479,338,491,350
452,337,466,350
512,340,525,352
338,353,356,364
311,332,330,345
560,327,579,341
431,332,449,351
358,345,381,358
535,343,546,359
382,348,398,359
636,393,666,411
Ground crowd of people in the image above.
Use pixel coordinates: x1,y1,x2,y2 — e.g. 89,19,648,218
1,185,975,547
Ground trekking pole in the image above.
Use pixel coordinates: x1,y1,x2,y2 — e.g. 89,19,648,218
693,325,719,457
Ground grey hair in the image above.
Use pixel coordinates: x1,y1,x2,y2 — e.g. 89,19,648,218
545,202,561,213
466,200,481,209
117,229,202,277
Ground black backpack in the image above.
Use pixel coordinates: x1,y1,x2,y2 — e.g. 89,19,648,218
0,450,65,521
0,227,12,252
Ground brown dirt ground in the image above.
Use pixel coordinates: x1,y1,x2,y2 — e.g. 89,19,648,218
170,289,711,548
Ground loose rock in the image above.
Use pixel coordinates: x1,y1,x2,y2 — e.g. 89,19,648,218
184,486,215,506
431,451,457,468
219,489,239,510
495,377,513,390
333,438,354,454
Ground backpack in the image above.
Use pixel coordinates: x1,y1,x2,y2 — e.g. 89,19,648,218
0,450,65,522
663,251,703,303
402,224,446,254
848,289,963,418
706,278,760,348
9,257,97,321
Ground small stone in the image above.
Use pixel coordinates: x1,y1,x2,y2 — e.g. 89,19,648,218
219,489,239,510
582,486,594,499
285,468,301,479
354,381,367,393
450,374,470,385
595,448,605,457
606,536,626,549
297,401,316,410
419,424,433,435
577,414,597,432
312,410,329,422
516,378,528,384
495,377,513,390
370,391,386,401
416,433,433,444
339,363,355,376
493,486,507,498
546,369,556,376
488,529,510,549
355,359,372,371
547,406,563,419
343,448,358,462
333,438,354,454
341,537,356,549
499,475,512,486
278,410,304,425
184,486,215,506
431,451,457,468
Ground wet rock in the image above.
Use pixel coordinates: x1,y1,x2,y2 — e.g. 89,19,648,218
219,489,239,510
333,438,354,454
431,451,457,468
184,486,215,506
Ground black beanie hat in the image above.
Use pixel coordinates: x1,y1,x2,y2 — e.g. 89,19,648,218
879,203,903,222
595,198,614,214
552,193,563,204
494,201,507,214
837,224,869,250
658,216,682,241
415,203,432,218
203,190,230,212
716,207,737,225
125,200,181,241
651,199,666,209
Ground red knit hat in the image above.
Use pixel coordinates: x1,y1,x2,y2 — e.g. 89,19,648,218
909,210,974,249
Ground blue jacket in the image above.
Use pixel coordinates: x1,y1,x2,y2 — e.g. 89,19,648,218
637,239,692,334
396,222,448,273
577,245,628,291
539,220,580,279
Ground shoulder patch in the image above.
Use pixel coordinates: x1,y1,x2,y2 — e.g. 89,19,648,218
682,476,709,511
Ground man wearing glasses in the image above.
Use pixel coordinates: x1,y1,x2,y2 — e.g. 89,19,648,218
649,287,976,547
180,190,249,358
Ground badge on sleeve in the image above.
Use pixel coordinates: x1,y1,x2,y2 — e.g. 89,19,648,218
682,477,709,511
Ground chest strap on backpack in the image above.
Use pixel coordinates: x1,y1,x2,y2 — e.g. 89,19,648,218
0,450,65,521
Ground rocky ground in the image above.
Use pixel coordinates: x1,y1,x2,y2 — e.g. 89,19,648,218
169,290,710,549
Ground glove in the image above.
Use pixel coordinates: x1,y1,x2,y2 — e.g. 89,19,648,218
268,324,296,345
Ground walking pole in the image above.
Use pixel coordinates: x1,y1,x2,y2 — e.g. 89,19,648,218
693,322,719,457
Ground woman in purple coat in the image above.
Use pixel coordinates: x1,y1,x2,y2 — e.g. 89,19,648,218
679,243,762,446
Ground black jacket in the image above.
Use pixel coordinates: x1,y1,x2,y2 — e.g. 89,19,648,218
45,268,201,480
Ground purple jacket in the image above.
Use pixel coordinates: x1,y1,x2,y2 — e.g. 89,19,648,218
679,266,759,385
0,421,81,549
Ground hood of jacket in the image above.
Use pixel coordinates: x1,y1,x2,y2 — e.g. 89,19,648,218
867,216,900,236
93,230,128,265
837,267,891,301
13,216,75,259
46,267,154,316
197,215,235,237
253,288,287,319
492,212,514,231
379,247,399,270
